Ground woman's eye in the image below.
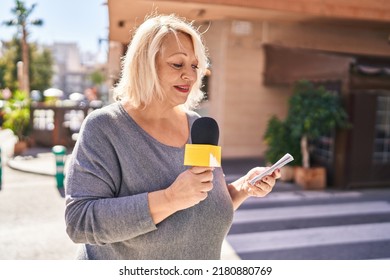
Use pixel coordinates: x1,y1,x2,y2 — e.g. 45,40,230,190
172,63,183,69
171,63,198,70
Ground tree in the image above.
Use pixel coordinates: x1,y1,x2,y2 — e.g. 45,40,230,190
0,38,53,92
0,39,20,91
286,80,350,168
2,0,43,94
87,68,106,100
88,69,106,87
263,115,302,167
30,44,54,92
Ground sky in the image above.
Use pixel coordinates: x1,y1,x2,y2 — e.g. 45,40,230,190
0,0,109,55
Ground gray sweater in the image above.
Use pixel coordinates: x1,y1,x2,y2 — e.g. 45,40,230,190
64,102,234,259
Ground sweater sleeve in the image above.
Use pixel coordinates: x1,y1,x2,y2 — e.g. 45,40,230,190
64,111,157,245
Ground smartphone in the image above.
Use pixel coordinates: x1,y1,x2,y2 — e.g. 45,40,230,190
249,153,294,185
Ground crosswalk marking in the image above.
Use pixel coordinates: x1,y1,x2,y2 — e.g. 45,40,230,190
241,188,382,206
227,222,390,253
233,201,390,223
226,187,390,259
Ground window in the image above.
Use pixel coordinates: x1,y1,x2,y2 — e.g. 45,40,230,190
373,95,390,163
311,80,341,164
313,132,334,164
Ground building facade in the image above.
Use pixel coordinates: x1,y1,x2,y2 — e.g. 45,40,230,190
106,0,390,188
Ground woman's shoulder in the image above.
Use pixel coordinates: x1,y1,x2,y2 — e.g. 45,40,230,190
85,102,122,123
81,102,126,133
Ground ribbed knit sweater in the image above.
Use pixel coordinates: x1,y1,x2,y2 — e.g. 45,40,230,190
64,102,234,259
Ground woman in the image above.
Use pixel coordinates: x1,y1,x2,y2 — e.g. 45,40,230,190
65,14,280,260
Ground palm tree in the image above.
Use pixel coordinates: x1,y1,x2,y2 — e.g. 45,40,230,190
3,0,43,94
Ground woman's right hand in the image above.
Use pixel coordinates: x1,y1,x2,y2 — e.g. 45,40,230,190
164,166,214,212
147,166,214,224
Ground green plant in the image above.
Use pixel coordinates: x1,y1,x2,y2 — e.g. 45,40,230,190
263,115,301,166
285,80,350,168
88,69,105,87
2,90,31,140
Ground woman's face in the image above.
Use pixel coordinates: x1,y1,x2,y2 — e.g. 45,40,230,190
156,32,198,107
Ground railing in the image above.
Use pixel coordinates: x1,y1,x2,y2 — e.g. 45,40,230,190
30,101,103,148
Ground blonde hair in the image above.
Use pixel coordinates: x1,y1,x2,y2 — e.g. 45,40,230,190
113,14,209,109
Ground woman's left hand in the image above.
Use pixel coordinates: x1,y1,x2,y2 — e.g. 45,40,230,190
241,167,281,197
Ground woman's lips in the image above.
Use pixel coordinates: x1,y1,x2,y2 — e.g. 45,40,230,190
174,85,190,93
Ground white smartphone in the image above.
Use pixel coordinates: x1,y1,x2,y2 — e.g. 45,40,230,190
249,153,294,185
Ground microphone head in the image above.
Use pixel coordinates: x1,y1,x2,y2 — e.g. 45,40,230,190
191,117,219,145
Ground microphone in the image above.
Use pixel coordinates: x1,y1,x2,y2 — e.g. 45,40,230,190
184,117,221,167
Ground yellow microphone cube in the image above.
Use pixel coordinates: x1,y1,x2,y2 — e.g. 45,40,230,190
184,144,221,167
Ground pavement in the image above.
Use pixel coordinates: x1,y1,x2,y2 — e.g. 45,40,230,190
0,148,77,260
6,146,64,176
1,146,282,260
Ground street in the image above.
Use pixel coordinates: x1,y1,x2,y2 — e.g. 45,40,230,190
0,165,78,259
227,182,390,259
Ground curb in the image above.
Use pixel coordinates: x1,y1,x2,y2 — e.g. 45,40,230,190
6,154,57,176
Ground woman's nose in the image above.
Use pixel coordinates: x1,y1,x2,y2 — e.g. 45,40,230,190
181,67,197,82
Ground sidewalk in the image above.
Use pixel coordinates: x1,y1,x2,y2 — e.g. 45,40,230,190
0,158,78,259
7,146,65,176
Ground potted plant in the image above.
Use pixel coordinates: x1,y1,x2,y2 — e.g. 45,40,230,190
2,90,31,155
263,116,302,181
285,80,349,189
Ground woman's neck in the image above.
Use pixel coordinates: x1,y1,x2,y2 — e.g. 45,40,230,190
122,98,184,120
120,99,189,147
